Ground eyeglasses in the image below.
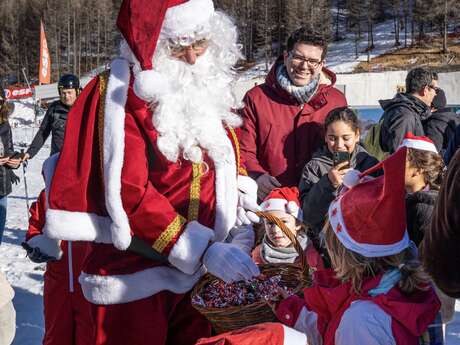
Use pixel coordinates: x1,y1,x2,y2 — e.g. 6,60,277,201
427,84,440,93
168,39,209,57
289,52,322,68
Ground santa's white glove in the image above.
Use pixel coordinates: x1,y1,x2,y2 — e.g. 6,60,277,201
203,242,260,283
236,176,261,226
226,225,255,254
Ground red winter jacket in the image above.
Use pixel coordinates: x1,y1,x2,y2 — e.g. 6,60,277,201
239,59,347,187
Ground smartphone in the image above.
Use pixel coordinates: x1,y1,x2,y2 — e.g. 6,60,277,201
9,152,23,160
332,151,350,168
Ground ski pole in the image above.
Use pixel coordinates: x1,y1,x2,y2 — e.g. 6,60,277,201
21,149,30,212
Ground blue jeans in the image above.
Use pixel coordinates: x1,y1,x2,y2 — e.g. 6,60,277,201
0,196,7,244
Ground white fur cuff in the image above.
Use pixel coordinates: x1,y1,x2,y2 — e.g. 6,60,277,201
44,209,113,243
27,234,63,260
168,221,214,274
79,265,206,305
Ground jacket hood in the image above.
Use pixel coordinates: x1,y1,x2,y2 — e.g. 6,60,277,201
265,57,338,101
379,93,431,121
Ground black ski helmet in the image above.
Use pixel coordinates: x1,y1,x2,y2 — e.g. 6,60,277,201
58,74,80,93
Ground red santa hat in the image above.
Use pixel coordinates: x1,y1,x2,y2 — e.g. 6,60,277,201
116,0,215,102
328,147,410,257
399,132,438,154
260,187,302,220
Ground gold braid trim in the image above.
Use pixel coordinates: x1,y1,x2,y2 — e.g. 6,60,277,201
227,126,247,176
152,215,187,253
188,163,202,221
97,71,109,184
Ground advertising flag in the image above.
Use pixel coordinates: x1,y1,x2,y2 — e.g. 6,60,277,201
39,20,51,84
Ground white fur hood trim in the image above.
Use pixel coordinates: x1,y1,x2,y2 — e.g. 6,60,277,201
103,58,132,251
79,265,206,305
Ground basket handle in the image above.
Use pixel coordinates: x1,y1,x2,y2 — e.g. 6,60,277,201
255,211,309,272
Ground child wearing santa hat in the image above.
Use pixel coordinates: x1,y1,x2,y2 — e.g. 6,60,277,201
401,133,445,245
251,187,324,270
400,133,453,344
196,147,440,345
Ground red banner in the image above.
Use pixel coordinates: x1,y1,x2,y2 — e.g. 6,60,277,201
4,86,34,100
39,20,51,84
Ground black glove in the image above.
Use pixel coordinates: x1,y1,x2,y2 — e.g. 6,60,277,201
21,242,57,263
10,171,20,185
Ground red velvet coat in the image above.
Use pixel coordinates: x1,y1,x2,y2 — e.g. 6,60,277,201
239,60,347,187
43,59,251,305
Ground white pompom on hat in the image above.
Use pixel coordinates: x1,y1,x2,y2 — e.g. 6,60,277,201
260,187,302,220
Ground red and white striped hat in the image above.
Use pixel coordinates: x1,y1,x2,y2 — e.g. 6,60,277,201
260,187,302,220
328,147,409,257
400,132,438,153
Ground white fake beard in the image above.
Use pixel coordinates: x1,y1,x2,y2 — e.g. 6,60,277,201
148,46,242,166
119,11,243,165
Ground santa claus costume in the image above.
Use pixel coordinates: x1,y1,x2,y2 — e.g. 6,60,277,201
42,0,259,344
197,147,440,345
24,156,95,345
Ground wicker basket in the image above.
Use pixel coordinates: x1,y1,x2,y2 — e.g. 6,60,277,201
191,212,311,334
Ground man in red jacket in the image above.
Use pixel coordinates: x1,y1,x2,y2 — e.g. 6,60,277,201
239,27,347,199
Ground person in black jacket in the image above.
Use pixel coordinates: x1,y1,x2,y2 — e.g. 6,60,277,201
401,134,455,332
299,107,379,236
0,90,21,243
423,88,460,156
379,67,438,153
24,74,80,160
444,123,460,165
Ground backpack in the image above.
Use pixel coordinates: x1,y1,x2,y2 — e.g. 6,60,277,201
362,117,388,161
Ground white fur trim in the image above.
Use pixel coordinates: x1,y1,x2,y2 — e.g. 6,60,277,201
162,0,214,39
42,153,60,210
79,265,206,305
103,58,132,250
328,197,409,257
400,138,438,154
27,234,62,260
261,198,301,219
42,154,59,193
343,169,361,189
133,69,170,102
44,209,112,243
213,134,238,242
261,199,287,212
168,221,214,274
282,325,308,345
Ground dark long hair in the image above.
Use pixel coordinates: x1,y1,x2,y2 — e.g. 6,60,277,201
407,147,444,190
421,150,460,297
